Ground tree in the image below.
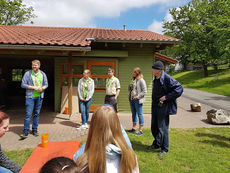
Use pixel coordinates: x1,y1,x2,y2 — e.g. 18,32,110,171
0,0,36,25
163,0,230,77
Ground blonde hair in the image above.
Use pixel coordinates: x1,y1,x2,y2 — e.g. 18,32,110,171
133,67,143,80
32,60,41,66
76,106,137,173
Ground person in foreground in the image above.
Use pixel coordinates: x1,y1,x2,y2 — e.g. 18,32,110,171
149,61,183,157
40,157,80,173
20,60,48,139
75,105,139,173
0,111,21,173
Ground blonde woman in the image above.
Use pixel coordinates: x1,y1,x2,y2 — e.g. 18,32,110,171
75,105,139,173
128,67,147,136
77,69,94,130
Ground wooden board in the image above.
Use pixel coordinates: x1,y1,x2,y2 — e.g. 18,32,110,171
61,86,79,114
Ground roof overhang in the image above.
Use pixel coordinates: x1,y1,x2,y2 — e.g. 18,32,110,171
92,39,181,44
0,44,91,51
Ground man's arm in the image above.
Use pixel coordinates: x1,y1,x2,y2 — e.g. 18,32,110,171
115,78,121,99
115,88,120,100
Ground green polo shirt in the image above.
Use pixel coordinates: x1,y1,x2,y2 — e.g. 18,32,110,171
31,71,43,97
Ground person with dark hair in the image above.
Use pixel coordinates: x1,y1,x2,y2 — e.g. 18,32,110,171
128,67,147,136
40,157,80,173
0,111,21,173
20,60,48,139
104,68,120,112
148,61,183,156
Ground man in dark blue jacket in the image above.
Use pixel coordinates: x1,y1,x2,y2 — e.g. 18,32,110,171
148,61,183,156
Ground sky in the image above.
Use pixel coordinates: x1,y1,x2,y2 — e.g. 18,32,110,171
23,0,189,34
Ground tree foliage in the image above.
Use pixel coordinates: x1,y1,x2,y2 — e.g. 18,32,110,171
0,0,36,25
163,0,230,76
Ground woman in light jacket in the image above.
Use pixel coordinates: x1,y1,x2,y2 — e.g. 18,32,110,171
128,67,147,136
75,105,139,173
77,69,94,130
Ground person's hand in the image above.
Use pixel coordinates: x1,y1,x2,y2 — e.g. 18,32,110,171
132,96,137,100
37,87,43,92
33,86,39,91
159,96,166,102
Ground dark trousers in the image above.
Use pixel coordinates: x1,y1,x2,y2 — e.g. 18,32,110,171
104,95,117,112
151,104,169,152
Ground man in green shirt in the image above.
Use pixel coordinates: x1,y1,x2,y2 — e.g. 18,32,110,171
20,60,48,139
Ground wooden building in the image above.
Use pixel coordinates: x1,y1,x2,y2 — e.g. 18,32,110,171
0,25,180,113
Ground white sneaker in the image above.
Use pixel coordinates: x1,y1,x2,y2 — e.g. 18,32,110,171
76,125,86,130
84,124,89,129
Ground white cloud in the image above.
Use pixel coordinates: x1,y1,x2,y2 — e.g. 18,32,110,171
148,11,173,34
148,20,163,34
23,0,183,27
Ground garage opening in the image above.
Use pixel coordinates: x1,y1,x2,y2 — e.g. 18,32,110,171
0,57,54,111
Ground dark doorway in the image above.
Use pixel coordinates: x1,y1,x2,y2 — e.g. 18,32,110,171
0,57,54,111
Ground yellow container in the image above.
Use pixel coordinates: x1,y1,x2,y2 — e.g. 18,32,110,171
41,133,49,148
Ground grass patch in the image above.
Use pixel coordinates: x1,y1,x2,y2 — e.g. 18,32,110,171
128,128,230,173
4,128,230,172
4,148,33,166
171,68,230,96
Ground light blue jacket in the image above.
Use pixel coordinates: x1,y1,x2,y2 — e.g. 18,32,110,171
21,70,48,98
73,125,132,160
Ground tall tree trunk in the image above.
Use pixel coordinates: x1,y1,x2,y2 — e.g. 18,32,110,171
203,63,208,77
213,64,218,72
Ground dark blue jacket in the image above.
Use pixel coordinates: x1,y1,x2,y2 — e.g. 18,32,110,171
153,71,183,115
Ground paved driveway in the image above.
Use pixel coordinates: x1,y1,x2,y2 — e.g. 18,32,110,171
1,91,229,150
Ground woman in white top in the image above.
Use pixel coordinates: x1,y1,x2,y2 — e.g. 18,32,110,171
77,69,94,130
75,105,139,173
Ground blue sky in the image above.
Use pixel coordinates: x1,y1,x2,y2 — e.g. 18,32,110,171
24,0,189,34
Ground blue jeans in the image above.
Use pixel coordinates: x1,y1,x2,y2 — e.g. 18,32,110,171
80,98,92,124
24,97,43,134
129,99,144,125
151,104,169,152
0,167,13,173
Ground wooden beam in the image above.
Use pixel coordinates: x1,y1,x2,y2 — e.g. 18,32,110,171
68,53,73,116
84,50,128,57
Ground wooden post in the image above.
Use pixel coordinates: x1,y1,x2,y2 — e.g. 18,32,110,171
68,53,73,117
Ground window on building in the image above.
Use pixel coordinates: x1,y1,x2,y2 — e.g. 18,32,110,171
12,69,23,82
61,63,83,87
87,61,116,91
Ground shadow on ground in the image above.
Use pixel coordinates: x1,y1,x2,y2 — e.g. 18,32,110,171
131,140,159,153
196,132,230,148
59,121,80,128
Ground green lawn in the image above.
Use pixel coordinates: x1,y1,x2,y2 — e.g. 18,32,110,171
5,128,230,173
171,68,230,96
128,128,230,173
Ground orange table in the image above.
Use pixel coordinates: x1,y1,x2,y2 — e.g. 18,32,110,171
20,140,81,173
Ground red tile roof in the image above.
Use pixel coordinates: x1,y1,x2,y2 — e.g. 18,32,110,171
155,52,178,64
0,25,180,47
